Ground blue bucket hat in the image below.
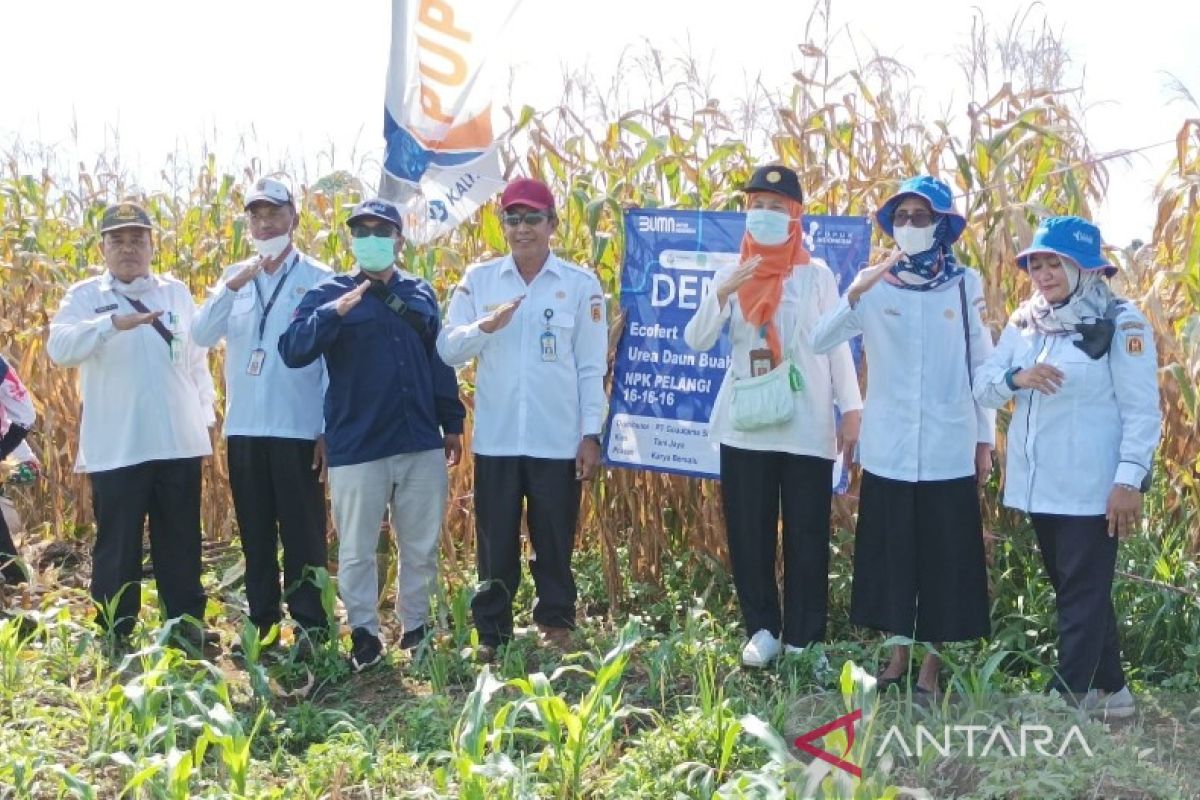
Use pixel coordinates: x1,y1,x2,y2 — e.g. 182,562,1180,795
1015,216,1117,277
876,175,967,244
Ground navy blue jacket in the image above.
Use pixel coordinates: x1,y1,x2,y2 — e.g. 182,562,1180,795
279,270,465,467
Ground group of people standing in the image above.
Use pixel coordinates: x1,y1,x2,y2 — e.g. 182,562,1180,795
5,166,1161,715
691,166,1160,717
30,176,604,671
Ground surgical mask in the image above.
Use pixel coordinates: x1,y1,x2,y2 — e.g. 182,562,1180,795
252,233,291,259
113,274,156,297
745,209,791,245
893,223,937,256
352,236,396,272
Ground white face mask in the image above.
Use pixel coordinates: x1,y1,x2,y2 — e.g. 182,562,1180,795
252,233,291,259
113,274,156,297
892,223,937,256
745,209,791,245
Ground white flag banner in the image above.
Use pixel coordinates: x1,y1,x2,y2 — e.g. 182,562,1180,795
380,0,521,244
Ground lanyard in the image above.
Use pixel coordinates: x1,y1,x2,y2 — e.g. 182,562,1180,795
251,256,295,342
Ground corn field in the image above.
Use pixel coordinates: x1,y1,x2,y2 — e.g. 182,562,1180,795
2,27,1198,607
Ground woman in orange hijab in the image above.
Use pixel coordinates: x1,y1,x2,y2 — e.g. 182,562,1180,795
684,165,863,668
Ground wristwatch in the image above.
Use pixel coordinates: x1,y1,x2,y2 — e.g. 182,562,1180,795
1114,483,1141,494
583,434,602,446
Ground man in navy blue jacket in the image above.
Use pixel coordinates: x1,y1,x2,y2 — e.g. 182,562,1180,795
279,199,465,671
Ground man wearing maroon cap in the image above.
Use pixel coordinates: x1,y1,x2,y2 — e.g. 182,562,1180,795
438,177,608,659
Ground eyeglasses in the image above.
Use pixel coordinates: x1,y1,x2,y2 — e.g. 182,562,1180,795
246,206,292,223
501,210,549,227
893,210,936,228
350,224,396,239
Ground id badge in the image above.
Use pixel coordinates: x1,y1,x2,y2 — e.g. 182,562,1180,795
749,348,774,377
246,348,266,376
540,330,558,362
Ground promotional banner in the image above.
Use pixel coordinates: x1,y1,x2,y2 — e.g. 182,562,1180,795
604,209,871,480
379,0,522,244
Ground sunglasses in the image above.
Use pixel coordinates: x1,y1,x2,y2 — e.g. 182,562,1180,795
893,210,937,228
501,210,550,227
350,224,396,238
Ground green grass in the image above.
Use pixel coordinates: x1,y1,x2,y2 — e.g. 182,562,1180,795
2,506,1199,798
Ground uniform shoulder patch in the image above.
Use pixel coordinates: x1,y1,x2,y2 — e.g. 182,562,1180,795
1125,334,1145,356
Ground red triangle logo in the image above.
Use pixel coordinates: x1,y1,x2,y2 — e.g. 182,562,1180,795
794,708,863,778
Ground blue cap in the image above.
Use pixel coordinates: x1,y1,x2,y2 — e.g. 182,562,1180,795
1016,216,1116,277
876,175,966,244
347,198,403,231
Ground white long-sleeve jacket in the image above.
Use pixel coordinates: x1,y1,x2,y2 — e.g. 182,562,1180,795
436,253,608,459
811,269,996,482
974,302,1161,515
683,258,862,460
48,271,215,473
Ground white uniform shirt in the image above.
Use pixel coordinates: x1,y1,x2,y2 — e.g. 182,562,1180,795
47,271,215,473
437,253,608,459
683,258,862,460
811,269,996,482
192,251,330,440
975,303,1161,515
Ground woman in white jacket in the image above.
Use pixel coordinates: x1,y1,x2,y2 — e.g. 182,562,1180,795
975,216,1160,718
812,175,995,698
684,165,863,668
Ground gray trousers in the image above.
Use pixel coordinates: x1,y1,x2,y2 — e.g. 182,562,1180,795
328,449,447,636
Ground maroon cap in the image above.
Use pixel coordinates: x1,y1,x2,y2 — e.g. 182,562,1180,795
499,178,554,212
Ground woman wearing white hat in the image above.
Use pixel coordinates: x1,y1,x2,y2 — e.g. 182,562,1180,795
812,175,995,698
975,216,1161,718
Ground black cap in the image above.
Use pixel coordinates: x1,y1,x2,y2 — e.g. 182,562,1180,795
347,198,403,232
99,202,153,234
740,165,803,203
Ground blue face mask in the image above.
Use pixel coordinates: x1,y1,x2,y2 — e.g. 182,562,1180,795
352,235,395,272
745,209,791,245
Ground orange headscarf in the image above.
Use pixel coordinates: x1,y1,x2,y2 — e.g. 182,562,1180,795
736,196,811,363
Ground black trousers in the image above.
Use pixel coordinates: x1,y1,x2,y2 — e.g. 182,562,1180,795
89,457,207,637
720,445,832,647
1032,513,1125,694
227,436,328,633
850,471,991,643
0,497,27,585
472,455,581,645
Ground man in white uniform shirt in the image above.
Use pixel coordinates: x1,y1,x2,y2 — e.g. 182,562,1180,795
438,178,608,658
193,178,331,653
48,202,216,650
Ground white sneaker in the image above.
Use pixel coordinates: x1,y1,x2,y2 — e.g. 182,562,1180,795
742,630,780,667
1083,686,1136,720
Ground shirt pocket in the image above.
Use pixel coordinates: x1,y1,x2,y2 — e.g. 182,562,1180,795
544,308,577,359
228,289,257,336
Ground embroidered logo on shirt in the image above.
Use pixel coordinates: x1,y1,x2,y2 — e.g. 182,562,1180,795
1126,334,1144,356
1120,321,1145,331
591,301,602,322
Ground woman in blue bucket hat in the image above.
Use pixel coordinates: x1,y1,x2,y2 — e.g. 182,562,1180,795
975,216,1161,719
813,175,995,700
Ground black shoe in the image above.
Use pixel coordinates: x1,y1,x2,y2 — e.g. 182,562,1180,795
172,625,220,657
399,624,431,651
350,627,384,672
876,674,905,691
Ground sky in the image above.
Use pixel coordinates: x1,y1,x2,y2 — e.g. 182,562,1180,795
2,0,1197,246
